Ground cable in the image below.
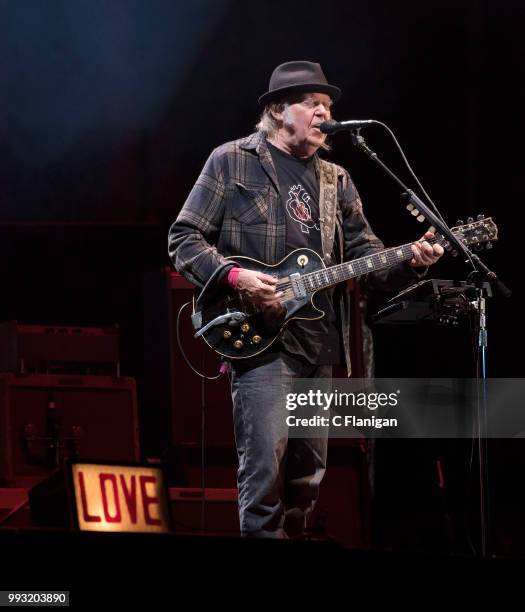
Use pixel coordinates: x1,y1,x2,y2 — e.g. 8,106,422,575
0,498,29,527
373,121,479,273
200,369,206,533
374,121,447,226
176,299,229,534
176,300,223,380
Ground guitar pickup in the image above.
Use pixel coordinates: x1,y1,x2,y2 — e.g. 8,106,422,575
289,273,307,299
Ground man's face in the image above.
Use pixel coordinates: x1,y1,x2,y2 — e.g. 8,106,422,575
276,92,333,156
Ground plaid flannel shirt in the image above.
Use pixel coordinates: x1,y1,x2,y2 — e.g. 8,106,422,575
168,131,422,374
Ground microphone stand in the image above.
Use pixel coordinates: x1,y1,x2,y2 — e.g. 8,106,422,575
349,128,511,558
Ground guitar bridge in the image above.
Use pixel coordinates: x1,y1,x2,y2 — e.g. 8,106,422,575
290,273,307,299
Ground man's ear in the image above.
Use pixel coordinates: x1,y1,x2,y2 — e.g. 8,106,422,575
270,106,284,123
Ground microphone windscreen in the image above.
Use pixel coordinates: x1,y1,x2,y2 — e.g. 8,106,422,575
319,120,339,134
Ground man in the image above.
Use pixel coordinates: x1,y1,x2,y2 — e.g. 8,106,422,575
168,61,443,538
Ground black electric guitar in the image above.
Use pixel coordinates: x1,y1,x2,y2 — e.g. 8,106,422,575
194,218,498,359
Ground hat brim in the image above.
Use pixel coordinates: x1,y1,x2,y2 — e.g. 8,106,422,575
258,83,342,107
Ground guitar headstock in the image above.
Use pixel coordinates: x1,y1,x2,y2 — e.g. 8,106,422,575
432,215,498,256
404,198,499,255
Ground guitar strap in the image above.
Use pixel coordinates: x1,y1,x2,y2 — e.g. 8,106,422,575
318,159,339,262
318,158,350,374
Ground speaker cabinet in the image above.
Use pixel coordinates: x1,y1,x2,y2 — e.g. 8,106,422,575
309,440,371,547
143,268,234,455
169,487,239,535
0,374,139,486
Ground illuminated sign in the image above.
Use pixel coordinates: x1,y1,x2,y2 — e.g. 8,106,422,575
71,463,171,533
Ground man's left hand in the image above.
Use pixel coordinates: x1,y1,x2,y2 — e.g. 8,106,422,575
409,231,445,267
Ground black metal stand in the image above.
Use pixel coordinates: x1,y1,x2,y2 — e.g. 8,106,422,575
474,283,490,556
349,127,511,557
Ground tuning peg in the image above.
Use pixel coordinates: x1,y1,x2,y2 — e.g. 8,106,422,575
477,214,485,221
411,208,420,217
486,242,493,250
451,249,458,257
417,214,425,222
406,203,415,212
467,217,474,223
456,219,464,226
428,226,436,234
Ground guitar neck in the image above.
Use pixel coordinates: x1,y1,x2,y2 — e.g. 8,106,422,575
301,238,438,293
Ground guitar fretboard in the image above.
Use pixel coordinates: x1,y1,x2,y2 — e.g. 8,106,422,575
301,237,438,293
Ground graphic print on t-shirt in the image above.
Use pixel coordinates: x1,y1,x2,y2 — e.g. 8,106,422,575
285,184,320,234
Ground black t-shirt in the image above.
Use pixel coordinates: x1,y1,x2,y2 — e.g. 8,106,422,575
267,142,342,365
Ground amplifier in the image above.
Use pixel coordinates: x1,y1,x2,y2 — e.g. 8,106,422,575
0,374,139,486
142,268,233,454
169,487,239,535
0,320,120,374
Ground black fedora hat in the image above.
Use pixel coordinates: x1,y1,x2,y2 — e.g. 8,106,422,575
258,61,342,107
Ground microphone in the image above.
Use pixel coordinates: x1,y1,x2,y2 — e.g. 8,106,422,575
319,119,376,134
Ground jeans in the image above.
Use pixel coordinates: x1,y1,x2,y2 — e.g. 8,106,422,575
230,351,331,538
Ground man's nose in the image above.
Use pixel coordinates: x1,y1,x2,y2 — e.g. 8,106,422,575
315,105,330,118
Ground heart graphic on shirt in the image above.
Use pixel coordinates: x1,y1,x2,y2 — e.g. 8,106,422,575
285,184,320,234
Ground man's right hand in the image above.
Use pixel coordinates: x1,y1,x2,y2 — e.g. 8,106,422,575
235,269,284,310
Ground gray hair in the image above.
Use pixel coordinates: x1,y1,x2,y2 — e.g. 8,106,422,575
255,101,287,139
256,96,331,151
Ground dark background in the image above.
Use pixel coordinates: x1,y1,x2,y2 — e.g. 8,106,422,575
1,0,521,367
0,0,523,553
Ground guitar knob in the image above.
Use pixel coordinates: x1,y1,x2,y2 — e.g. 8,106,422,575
252,335,262,344
477,214,484,220
223,330,232,339
467,217,474,223
233,340,244,349
240,323,250,333
456,219,464,225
